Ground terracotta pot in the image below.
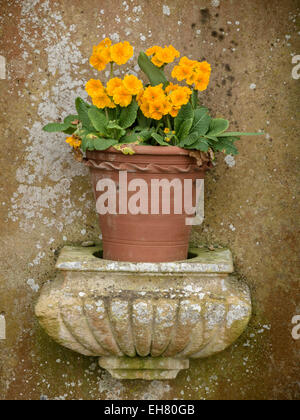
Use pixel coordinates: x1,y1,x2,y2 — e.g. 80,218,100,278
85,146,209,263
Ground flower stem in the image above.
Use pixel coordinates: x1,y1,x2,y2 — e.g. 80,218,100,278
110,62,114,78
166,115,172,130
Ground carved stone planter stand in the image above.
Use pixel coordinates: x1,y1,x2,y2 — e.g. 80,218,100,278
35,245,251,380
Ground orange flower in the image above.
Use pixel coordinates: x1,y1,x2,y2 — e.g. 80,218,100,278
172,64,193,81
113,85,133,107
149,100,165,120
85,79,104,97
106,78,123,97
151,55,165,68
123,75,143,95
90,43,112,71
169,86,192,107
110,41,134,65
66,136,81,149
169,106,180,118
147,45,180,68
92,91,116,109
194,73,210,91
146,46,161,56
156,45,180,64
143,84,165,102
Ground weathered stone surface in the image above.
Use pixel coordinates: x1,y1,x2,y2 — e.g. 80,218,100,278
99,357,189,380
35,246,251,379
0,0,299,400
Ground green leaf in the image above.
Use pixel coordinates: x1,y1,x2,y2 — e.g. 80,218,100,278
219,131,263,137
75,97,94,131
137,110,152,129
138,128,155,141
174,103,194,133
79,129,94,152
188,139,210,152
214,137,239,155
138,52,168,87
107,108,117,121
151,133,170,146
63,127,77,135
93,137,118,151
191,108,211,136
88,108,108,134
106,121,123,130
207,118,229,136
43,122,70,132
119,133,140,144
114,144,136,155
106,121,126,140
191,90,199,109
177,118,193,140
205,135,219,142
63,115,79,125
179,131,200,147
118,100,139,129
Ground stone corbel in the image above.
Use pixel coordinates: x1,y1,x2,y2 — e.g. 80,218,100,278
35,245,251,380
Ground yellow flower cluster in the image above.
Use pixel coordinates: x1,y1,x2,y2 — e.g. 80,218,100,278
90,38,134,71
146,45,180,68
66,136,81,149
85,79,116,109
172,57,211,91
137,83,192,120
86,75,143,109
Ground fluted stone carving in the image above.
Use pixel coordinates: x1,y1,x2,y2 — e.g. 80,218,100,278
35,246,251,380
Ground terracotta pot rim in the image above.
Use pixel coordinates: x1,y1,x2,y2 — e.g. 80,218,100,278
91,145,192,156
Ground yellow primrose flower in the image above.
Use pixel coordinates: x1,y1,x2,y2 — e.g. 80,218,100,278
195,61,212,74
106,77,123,97
92,91,116,109
146,46,161,56
156,45,180,64
161,97,172,115
123,75,143,95
169,88,191,107
66,136,81,149
113,85,133,107
147,45,180,68
172,64,193,81
165,82,180,95
136,88,145,106
179,56,197,68
85,79,104,97
151,55,165,68
167,45,181,59
111,41,134,66
143,84,165,102
149,101,165,120
140,100,151,118
99,37,112,48
90,43,112,71
194,73,210,91
164,128,170,134
169,106,181,118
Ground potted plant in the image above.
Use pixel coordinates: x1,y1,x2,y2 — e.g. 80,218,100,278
43,39,260,263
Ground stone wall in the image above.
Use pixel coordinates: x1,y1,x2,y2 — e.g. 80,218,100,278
0,0,299,400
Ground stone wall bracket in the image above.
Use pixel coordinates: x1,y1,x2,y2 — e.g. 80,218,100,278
35,245,252,380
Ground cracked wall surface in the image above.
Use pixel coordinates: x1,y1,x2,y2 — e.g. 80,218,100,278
0,0,299,400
